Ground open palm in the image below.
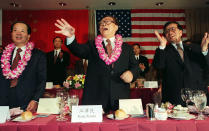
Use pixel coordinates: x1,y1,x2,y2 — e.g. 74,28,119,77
54,19,75,38
154,30,167,47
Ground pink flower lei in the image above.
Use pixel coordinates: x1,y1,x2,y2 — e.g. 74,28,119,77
95,34,123,65
1,42,34,79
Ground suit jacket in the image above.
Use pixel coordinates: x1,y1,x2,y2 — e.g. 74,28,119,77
46,50,70,85
0,48,47,109
153,43,209,105
67,39,140,112
136,55,149,77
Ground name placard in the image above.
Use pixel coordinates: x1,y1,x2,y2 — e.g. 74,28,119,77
119,99,143,115
0,106,10,123
37,98,60,114
71,105,103,123
144,81,158,88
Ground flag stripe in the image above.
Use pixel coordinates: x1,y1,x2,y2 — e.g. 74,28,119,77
131,13,185,17
132,25,186,29
131,9,185,13
124,37,187,42
132,21,185,25
132,17,185,21
132,33,187,38
132,29,187,34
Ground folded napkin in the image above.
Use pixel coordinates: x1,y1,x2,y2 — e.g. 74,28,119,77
10,107,23,116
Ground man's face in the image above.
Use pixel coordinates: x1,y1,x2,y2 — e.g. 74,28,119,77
11,23,30,46
53,37,62,49
133,45,140,55
164,23,182,44
99,17,118,39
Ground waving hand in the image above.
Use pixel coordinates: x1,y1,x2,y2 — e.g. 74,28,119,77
54,18,75,38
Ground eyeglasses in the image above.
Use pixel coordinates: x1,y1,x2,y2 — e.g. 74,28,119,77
99,20,115,26
164,27,178,34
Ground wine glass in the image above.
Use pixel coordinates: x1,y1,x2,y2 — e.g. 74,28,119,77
181,88,193,107
68,95,79,115
192,90,207,120
56,91,69,121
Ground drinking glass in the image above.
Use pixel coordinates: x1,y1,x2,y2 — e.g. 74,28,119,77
181,88,193,107
56,91,69,121
192,90,207,120
68,95,79,115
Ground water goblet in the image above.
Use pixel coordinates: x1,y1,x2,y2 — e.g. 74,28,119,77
181,88,193,107
192,90,207,120
56,91,69,121
68,94,79,115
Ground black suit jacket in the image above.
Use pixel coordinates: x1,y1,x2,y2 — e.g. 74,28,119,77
67,39,140,112
46,50,70,85
136,55,149,77
153,43,209,105
0,48,47,109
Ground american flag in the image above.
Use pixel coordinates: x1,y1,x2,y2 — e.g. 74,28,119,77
96,9,187,64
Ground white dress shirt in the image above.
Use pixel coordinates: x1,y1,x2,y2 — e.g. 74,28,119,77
12,46,26,64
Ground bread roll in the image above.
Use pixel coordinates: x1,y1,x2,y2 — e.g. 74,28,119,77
21,111,33,120
115,109,127,118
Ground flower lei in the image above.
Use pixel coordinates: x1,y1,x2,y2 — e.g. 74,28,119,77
95,34,123,65
1,42,34,79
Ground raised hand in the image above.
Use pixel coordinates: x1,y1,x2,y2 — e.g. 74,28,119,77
201,32,209,52
154,30,167,47
54,18,75,38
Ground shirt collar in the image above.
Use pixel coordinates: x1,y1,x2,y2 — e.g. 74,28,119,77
172,41,184,50
103,36,115,46
14,46,26,52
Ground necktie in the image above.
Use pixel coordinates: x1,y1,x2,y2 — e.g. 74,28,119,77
106,39,112,57
10,48,22,87
176,44,184,61
54,51,58,63
83,59,88,74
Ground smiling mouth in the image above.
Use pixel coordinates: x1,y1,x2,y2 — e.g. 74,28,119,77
16,35,22,40
103,28,108,31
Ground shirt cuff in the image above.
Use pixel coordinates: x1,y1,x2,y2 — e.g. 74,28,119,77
202,49,208,56
159,45,166,50
66,35,75,45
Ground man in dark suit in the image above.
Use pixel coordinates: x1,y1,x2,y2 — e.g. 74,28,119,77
54,16,139,112
0,21,46,112
133,43,149,77
46,36,70,85
153,21,209,105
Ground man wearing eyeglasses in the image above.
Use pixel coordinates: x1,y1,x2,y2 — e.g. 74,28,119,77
153,21,209,105
54,16,139,113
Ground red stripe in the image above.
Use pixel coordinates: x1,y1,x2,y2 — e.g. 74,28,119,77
128,42,160,46
132,17,185,21
131,9,185,13
132,25,186,29
148,59,153,64
132,33,187,37
141,50,156,54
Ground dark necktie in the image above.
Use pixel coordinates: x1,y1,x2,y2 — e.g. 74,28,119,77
176,44,184,61
83,59,88,74
106,39,112,57
10,48,22,87
54,51,58,63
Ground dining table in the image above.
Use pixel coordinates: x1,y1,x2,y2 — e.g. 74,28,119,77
1,114,209,131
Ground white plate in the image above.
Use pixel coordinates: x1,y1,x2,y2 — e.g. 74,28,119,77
168,114,196,120
12,116,36,122
106,114,129,120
